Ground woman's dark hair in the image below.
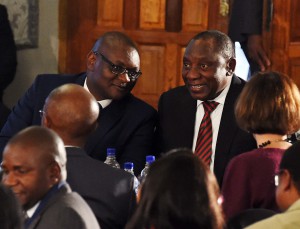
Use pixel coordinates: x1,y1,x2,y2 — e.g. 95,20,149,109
0,183,23,229
235,71,300,134
125,148,224,229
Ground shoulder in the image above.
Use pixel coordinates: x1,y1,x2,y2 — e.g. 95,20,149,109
43,192,100,228
31,73,86,94
50,190,93,215
226,149,259,170
120,94,157,117
245,213,291,229
230,75,247,90
224,75,247,103
160,86,188,98
67,150,133,183
34,73,85,84
158,86,193,108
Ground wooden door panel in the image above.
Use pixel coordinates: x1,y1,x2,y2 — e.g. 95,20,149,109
97,0,124,28
290,0,300,42
59,0,229,108
140,0,166,30
265,0,300,88
182,0,208,31
132,45,165,107
290,59,300,86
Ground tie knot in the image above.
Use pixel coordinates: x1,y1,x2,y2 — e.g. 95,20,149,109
203,101,219,114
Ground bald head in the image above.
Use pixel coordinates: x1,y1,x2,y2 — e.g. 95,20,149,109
42,84,99,147
92,31,138,53
1,126,67,209
6,126,67,178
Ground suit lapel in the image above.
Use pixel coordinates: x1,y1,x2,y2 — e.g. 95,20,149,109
215,75,243,156
75,73,87,85
85,96,128,154
27,184,69,229
179,88,197,148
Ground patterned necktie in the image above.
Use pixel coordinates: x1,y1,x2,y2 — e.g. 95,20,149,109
195,101,219,165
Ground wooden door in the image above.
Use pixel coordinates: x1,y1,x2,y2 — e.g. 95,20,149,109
59,0,229,108
263,0,300,86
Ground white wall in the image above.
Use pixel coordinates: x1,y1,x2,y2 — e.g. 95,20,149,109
3,0,59,108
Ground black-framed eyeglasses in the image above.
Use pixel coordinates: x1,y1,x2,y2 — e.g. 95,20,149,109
93,51,142,81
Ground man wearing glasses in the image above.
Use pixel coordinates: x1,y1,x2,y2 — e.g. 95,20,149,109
246,142,300,229
0,31,157,175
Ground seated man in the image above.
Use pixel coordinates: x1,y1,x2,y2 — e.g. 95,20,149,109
41,84,136,229
246,141,300,229
155,30,256,186
1,126,100,229
0,31,157,175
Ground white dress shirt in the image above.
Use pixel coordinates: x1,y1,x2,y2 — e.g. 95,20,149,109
192,77,232,172
84,78,112,108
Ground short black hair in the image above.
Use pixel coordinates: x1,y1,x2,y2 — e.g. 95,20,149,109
191,30,235,59
280,141,300,191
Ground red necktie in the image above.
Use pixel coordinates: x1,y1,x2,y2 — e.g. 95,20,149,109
195,101,219,165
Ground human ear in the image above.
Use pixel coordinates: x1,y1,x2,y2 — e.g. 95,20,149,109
281,170,292,192
49,162,61,185
87,51,96,71
227,58,236,75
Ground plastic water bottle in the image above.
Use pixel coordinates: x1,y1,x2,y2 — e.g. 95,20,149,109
104,148,120,169
139,155,156,183
124,162,135,174
124,162,140,195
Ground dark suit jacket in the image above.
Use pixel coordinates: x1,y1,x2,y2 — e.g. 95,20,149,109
28,183,100,229
0,73,157,174
156,75,256,186
0,4,17,100
66,146,136,229
228,0,263,73
228,0,263,43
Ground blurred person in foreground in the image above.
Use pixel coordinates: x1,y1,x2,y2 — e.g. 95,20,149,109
125,148,224,229
222,71,300,220
1,126,100,229
0,183,23,229
246,141,300,229
41,83,136,229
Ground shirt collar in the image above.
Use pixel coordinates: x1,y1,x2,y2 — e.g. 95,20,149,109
26,201,40,218
84,77,112,109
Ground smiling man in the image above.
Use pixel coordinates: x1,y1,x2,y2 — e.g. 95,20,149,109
0,31,157,175
1,126,100,229
155,30,256,186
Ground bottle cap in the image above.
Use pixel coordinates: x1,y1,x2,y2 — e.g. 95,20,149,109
146,155,155,164
124,162,134,170
107,148,116,156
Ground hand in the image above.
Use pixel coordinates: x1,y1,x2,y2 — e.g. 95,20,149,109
247,34,271,71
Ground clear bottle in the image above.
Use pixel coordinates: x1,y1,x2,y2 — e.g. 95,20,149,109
123,162,135,175
139,155,156,183
104,148,120,169
123,162,140,195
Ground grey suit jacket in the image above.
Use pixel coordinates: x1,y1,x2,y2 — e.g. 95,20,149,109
66,147,136,229
156,75,256,186
27,183,100,229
